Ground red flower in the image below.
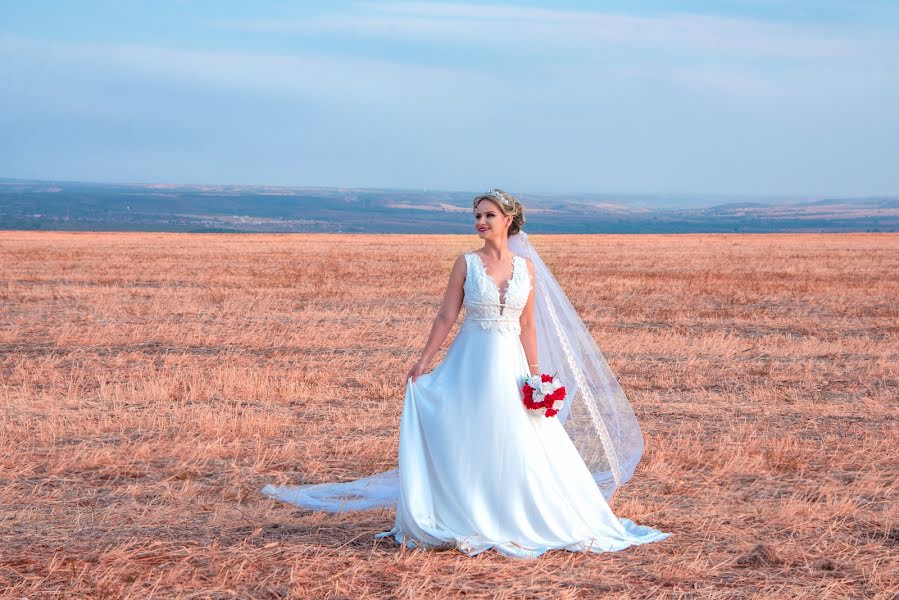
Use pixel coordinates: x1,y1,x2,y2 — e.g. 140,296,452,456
521,373,565,418
522,384,544,410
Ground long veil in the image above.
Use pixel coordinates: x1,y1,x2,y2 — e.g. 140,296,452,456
261,230,645,511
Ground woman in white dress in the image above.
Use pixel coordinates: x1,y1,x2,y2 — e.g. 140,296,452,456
263,189,671,559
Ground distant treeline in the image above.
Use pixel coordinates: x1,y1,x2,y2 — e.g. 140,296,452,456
1,178,896,233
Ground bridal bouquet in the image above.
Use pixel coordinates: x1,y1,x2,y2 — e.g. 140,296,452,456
522,373,566,418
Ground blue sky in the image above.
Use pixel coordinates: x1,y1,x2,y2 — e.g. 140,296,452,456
2,1,898,196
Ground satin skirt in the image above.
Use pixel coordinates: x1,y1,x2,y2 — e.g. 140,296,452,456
375,320,670,559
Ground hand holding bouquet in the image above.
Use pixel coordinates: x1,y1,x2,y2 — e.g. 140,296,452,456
521,373,566,418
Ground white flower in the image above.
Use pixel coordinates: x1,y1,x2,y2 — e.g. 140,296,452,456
527,375,542,388
540,381,555,395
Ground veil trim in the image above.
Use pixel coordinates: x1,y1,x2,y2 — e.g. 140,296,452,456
539,269,624,488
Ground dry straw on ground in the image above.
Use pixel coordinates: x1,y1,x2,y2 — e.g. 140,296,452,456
1,231,897,599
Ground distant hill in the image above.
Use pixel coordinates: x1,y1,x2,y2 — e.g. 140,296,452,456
0,178,895,233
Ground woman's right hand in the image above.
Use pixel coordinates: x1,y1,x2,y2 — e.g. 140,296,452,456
406,360,426,383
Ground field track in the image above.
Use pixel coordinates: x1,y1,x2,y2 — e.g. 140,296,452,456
1,231,897,598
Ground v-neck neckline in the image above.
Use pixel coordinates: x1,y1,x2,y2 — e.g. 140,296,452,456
470,251,518,315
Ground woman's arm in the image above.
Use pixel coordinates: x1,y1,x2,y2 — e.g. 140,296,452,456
519,258,539,375
413,254,467,372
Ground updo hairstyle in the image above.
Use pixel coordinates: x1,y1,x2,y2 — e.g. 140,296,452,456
472,189,526,236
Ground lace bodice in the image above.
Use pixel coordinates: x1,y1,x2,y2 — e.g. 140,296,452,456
461,251,532,335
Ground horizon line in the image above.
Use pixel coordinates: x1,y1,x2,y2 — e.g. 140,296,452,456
1,175,895,201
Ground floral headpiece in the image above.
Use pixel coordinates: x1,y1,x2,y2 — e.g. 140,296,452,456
480,189,512,208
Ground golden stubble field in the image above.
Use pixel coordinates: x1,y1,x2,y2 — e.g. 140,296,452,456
1,231,897,599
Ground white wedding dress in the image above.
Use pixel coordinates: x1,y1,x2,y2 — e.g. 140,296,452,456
370,251,671,558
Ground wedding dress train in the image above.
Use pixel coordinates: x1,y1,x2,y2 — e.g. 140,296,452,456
370,251,670,558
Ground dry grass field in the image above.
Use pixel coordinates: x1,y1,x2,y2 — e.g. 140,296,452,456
1,231,897,599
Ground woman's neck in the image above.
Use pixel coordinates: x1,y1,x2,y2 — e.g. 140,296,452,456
481,238,512,260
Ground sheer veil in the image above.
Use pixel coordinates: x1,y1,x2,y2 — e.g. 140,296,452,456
261,230,645,511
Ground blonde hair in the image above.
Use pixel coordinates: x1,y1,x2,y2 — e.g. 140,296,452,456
472,189,525,236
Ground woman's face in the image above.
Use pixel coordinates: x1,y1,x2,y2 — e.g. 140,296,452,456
474,199,511,239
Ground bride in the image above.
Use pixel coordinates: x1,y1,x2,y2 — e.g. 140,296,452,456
262,189,671,559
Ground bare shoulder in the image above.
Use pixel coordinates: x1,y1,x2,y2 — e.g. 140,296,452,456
451,252,468,274
456,250,478,267
521,256,535,287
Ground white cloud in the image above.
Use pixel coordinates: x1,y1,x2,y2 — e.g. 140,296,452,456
0,33,503,108
217,1,898,64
